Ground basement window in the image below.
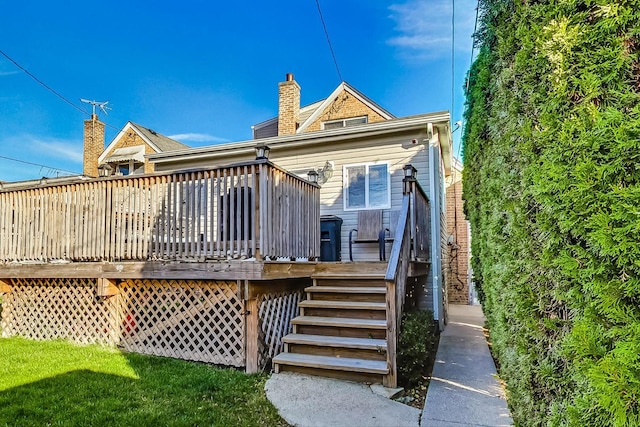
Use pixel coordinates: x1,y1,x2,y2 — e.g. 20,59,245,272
322,116,368,130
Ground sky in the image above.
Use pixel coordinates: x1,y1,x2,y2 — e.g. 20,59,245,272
0,0,477,182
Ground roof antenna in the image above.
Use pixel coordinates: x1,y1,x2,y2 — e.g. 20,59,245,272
80,99,112,116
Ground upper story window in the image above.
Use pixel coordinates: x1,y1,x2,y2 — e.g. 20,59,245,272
322,116,368,130
343,163,390,210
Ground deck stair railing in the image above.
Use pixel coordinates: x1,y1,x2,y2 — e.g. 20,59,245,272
0,159,320,263
383,166,430,386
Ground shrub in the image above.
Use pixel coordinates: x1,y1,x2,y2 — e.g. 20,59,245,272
463,2,640,425
397,309,439,388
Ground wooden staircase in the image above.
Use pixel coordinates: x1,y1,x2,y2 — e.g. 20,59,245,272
273,263,390,384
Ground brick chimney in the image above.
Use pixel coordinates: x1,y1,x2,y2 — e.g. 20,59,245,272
83,114,105,177
278,73,300,136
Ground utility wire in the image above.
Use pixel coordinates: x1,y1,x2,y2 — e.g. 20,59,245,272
0,49,122,133
0,155,80,176
315,0,343,82
0,49,90,116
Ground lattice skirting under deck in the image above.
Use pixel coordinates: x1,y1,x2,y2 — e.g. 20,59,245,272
1,278,121,345
0,278,245,367
258,289,304,368
0,278,307,370
118,279,244,367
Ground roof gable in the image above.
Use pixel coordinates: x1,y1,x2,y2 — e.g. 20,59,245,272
251,82,394,137
296,82,394,133
98,122,188,163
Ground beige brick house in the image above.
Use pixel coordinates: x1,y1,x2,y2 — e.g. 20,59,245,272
83,116,188,178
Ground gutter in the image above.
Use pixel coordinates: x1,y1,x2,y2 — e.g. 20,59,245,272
149,111,451,165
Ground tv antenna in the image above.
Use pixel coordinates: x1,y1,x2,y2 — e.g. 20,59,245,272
80,99,112,116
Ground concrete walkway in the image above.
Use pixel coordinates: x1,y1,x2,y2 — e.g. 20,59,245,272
422,304,513,426
265,304,512,427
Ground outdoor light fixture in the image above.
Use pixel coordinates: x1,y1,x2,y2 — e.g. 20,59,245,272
403,164,417,180
307,170,319,184
255,144,270,160
98,163,113,178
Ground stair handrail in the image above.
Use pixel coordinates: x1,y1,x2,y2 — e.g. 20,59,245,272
383,194,412,388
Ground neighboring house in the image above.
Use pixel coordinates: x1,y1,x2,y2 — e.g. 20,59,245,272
83,115,188,177
445,157,472,304
148,74,453,324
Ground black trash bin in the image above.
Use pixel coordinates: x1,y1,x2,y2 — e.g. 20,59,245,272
320,215,343,262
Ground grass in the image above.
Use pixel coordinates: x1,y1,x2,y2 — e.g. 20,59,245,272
0,337,287,426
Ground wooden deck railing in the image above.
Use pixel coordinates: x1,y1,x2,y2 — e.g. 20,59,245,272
0,159,320,263
410,180,431,260
383,173,431,387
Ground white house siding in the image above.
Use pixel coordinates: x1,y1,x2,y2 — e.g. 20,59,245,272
266,131,432,262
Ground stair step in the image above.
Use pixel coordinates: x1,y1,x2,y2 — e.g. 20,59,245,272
283,334,387,351
305,286,386,294
299,300,386,310
273,353,388,375
291,316,386,329
312,274,386,280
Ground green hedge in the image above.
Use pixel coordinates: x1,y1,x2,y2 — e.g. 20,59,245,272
463,1,640,426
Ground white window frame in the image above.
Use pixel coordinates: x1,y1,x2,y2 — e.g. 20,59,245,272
343,162,391,211
322,116,368,130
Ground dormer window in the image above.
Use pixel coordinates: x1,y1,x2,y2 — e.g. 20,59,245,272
103,145,146,176
322,116,368,130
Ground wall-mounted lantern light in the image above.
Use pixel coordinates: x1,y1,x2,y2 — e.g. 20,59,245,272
307,170,319,184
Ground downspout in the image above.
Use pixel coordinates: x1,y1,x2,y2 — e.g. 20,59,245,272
428,142,444,330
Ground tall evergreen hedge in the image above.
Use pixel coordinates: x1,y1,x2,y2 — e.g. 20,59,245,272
462,1,640,425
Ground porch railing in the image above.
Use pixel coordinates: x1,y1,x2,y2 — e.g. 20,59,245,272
384,174,431,387
0,159,320,263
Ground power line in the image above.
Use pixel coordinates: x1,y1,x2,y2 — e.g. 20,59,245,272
0,155,80,176
0,49,123,133
315,0,343,82
0,49,90,117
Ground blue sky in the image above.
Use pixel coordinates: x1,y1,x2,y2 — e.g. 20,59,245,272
0,0,476,182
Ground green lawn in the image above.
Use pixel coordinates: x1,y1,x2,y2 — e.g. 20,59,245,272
0,337,287,426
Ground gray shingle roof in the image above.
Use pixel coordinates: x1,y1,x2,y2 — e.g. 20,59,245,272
129,122,189,152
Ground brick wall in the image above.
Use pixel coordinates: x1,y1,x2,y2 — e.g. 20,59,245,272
446,172,470,304
83,115,105,177
304,89,388,132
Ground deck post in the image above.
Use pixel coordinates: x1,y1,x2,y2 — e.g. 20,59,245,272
245,296,260,373
0,278,11,294
96,278,119,298
384,279,398,388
